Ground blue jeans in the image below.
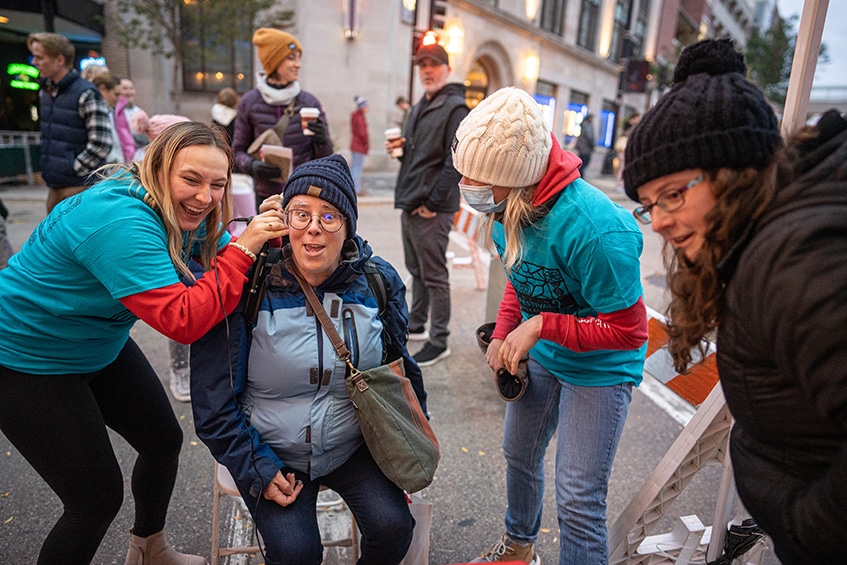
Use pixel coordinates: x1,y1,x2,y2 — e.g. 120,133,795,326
350,151,366,194
238,444,414,565
502,358,632,564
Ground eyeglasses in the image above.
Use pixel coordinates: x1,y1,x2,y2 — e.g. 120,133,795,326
632,174,704,224
284,209,346,232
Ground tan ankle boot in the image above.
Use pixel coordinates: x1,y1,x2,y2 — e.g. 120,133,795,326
125,530,207,565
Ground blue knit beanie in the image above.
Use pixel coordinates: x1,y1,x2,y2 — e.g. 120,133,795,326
354,95,368,109
282,154,358,238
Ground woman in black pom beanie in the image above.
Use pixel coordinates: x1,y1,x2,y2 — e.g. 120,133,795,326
624,38,847,564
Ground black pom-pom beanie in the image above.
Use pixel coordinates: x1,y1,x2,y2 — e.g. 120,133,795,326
282,154,358,238
623,38,782,201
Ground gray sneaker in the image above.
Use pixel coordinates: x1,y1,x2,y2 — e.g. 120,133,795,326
169,367,191,402
470,533,540,564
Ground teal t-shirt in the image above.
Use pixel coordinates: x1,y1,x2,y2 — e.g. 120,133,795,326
0,176,230,374
493,178,647,386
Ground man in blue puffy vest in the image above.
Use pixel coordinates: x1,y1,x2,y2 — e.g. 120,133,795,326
28,32,112,213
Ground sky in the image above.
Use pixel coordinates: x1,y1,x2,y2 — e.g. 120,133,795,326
775,0,846,88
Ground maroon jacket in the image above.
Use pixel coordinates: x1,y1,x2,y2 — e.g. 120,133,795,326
232,88,333,200
350,109,369,154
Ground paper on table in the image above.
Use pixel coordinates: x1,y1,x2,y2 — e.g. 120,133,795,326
260,144,293,183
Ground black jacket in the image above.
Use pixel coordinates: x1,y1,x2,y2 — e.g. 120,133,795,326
394,83,468,213
717,111,847,564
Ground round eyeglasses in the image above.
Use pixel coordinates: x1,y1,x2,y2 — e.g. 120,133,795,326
632,174,704,224
284,209,346,232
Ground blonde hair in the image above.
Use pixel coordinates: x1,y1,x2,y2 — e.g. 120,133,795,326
478,184,546,272
101,122,234,281
27,32,74,67
91,71,120,90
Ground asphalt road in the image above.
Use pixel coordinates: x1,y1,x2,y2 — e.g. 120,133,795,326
0,173,779,564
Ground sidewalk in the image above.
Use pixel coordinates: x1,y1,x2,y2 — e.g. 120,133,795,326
355,167,630,207
0,167,776,564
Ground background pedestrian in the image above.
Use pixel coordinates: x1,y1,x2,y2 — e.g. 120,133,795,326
27,32,112,213
350,95,369,195
232,28,333,210
389,42,468,367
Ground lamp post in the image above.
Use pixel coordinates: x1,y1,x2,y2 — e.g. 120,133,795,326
601,34,636,176
407,2,420,105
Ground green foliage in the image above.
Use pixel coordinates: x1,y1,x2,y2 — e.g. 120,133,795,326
110,0,182,59
746,13,829,105
109,0,293,60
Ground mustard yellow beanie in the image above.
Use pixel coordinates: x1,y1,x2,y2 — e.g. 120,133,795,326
252,28,302,76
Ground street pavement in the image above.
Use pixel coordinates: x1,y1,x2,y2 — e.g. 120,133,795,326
0,159,779,564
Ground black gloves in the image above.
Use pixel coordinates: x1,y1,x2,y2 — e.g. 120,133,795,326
308,120,328,144
251,159,282,180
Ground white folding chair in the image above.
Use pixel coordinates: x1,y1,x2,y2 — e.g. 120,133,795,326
210,461,359,564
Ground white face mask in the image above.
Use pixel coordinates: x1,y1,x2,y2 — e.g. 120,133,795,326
459,182,507,214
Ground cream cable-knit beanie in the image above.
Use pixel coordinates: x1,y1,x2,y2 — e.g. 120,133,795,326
453,87,551,188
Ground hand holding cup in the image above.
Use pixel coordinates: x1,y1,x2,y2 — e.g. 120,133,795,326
384,127,404,158
300,107,320,136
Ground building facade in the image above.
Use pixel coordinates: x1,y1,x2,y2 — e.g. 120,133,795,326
102,0,674,172
0,0,106,132
2,0,760,172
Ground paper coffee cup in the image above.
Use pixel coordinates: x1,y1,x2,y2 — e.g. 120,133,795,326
301,107,320,136
385,127,403,157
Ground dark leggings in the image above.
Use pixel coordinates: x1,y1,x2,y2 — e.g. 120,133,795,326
0,339,183,564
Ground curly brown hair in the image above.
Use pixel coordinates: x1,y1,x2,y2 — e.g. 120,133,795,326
663,165,778,372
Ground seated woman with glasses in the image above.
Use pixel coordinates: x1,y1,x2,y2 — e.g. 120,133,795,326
623,38,847,563
190,154,426,565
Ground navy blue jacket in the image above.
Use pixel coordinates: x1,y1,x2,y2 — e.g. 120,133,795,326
39,71,104,188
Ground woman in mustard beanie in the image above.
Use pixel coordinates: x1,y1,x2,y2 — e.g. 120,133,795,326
624,38,847,563
232,28,333,210
453,87,648,565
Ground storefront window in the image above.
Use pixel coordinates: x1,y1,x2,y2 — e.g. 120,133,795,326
563,90,589,144
540,0,566,36
464,61,489,109
577,0,600,51
181,0,254,93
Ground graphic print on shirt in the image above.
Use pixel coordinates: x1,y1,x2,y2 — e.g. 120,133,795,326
494,241,580,316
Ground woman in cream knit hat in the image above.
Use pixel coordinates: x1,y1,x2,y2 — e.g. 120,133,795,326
232,28,333,210
452,87,648,565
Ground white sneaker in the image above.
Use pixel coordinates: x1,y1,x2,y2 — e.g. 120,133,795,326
408,328,430,341
169,368,191,402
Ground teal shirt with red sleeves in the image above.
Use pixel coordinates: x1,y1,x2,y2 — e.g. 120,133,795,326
0,175,232,374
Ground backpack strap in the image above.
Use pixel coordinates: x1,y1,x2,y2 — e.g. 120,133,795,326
244,244,281,324
362,260,387,317
244,252,387,325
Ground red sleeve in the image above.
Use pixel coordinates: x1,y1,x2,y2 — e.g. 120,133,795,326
491,281,523,340
119,245,253,344
539,297,648,352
